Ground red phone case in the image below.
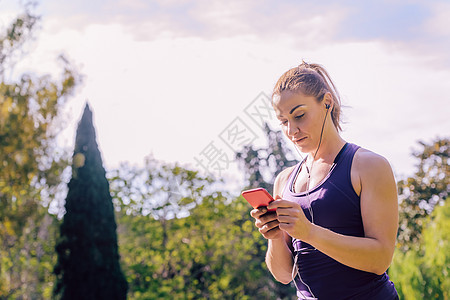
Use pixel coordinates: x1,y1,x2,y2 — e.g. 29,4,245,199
241,188,276,211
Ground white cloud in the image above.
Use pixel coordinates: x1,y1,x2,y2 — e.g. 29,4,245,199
113,0,149,10
425,2,450,37
37,0,347,48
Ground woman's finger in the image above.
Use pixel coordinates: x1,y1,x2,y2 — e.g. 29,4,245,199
259,219,280,234
267,199,296,210
250,206,267,218
277,215,297,223
261,226,284,240
255,211,278,228
275,206,302,217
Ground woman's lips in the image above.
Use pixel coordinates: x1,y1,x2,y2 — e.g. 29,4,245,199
293,137,307,143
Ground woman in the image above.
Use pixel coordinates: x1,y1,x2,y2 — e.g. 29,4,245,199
251,62,399,299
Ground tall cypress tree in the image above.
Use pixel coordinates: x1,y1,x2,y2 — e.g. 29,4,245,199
54,104,128,299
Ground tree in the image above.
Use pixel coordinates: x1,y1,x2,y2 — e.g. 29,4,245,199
420,200,449,299
54,104,128,299
105,123,299,299
235,123,297,192
390,137,449,299
0,3,39,77
0,6,80,298
110,159,297,299
396,137,449,252
391,200,449,299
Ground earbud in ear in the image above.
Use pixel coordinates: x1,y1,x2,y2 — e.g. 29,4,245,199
325,104,330,109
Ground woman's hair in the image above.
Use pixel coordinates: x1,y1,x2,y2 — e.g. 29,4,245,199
272,61,342,131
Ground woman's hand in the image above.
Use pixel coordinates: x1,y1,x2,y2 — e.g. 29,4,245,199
268,195,314,242
250,206,283,240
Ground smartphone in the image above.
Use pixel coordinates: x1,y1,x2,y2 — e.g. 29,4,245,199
241,188,276,211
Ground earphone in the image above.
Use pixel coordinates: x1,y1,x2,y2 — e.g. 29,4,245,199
325,103,330,109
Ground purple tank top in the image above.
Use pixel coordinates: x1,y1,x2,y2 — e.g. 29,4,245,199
282,143,398,300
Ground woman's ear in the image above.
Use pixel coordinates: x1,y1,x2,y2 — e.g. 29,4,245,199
323,92,333,110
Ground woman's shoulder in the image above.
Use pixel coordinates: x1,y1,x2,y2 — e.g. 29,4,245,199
273,164,298,196
353,147,394,178
350,146,395,196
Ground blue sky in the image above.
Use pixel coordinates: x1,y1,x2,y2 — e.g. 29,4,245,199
2,0,449,190
340,1,429,38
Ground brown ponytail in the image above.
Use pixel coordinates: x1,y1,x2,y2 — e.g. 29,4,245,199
272,61,342,131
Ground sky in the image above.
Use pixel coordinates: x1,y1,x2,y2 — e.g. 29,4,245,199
2,0,450,192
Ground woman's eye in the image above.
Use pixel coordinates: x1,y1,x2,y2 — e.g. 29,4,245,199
279,115,303,125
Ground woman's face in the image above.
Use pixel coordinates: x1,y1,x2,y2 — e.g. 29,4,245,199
273,90,327,154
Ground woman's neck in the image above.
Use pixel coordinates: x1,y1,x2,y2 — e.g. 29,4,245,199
307,128,346,165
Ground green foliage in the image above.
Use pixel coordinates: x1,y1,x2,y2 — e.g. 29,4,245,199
0,6,79,298
390,137,449,299
391,200,449,299
110,159,297,299
54,105,128,299
397,137,449,252
0,205,60,299
421,200,450,299
391,249,423,300
109,156,214,219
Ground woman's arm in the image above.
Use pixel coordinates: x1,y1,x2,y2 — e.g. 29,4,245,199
265,226,294,284
250,167,295,284
269,150,398,275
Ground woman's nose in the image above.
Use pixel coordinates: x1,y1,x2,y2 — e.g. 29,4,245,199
288,122,298,136
287,121,299,136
